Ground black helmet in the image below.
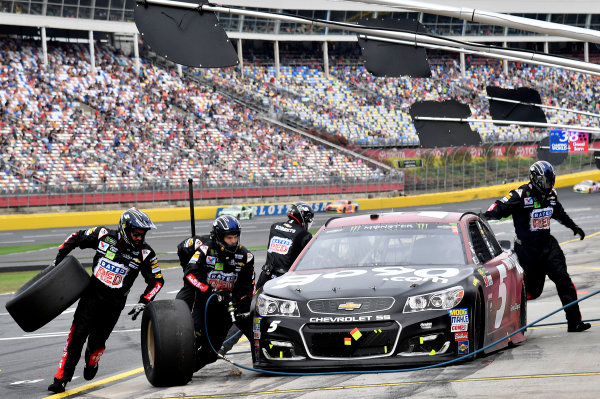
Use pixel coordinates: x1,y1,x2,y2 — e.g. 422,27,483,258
119,207,156,248
529,160,555,194
287,201,315,230
211,215,241,253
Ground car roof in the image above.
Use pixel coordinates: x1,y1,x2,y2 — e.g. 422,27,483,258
325,211,468,228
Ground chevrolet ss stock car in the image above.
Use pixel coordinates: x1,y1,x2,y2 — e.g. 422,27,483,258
251,211,526,370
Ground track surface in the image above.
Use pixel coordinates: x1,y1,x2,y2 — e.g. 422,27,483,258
1,188,599,398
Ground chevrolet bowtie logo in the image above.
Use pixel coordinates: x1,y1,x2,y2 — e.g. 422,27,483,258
338,302,362,311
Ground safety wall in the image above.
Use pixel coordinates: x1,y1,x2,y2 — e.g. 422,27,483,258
1,170,599,231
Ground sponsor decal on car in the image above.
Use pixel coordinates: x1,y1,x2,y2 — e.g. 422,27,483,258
270,267,461,289
457,340,469,355
309,315,391,323
253,317,262,332
451,323,468,332
454,332,468,340
420,322,433,329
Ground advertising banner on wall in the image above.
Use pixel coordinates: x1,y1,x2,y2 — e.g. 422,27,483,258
216,202,331,218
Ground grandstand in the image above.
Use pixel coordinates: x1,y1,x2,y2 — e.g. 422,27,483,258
1,1,599,202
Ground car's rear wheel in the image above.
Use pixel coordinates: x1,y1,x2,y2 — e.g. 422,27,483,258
141,299,195,387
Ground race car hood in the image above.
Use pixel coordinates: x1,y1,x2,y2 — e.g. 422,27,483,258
262,265,474,301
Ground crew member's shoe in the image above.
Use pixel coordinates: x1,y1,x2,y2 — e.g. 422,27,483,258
83,363,99,380
48,378,67,393
568,321,591,332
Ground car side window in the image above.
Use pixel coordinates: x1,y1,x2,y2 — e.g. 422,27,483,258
468,220,492,264
480,222,502,257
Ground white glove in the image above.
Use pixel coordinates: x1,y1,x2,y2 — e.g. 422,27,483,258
128,303,146,320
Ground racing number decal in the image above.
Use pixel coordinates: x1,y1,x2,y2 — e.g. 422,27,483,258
494,264,507,329
267,321,280,333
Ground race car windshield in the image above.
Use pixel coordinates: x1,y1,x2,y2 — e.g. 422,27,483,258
295,223,466,270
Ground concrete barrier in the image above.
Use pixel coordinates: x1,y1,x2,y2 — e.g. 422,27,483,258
2,170,599,231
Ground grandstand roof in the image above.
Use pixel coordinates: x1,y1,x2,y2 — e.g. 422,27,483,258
219,0,598,13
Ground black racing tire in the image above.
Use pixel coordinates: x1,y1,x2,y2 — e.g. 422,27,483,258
141,299,195,387
5,256,89,332
468,290,485,360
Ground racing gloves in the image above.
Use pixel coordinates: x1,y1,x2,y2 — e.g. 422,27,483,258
128,303,146,320
572,226,585,240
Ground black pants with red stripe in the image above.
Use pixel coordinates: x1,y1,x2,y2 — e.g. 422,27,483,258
514,236,582,324
54,287,124,381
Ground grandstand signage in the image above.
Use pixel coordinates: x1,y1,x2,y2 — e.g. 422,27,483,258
216,202,330,218
366,144,540,161
549,130,588,153
394,159,423,168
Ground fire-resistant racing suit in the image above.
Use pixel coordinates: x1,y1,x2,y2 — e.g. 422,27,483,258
484,184,585,325
176,236,255,368
52,226,164,382
255,219,312,290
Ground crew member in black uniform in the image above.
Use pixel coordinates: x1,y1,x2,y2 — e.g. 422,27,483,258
177,215,255,370
255,201,314,290
48,208,164,393
483,161,590,332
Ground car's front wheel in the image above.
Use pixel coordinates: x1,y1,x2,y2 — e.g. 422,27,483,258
468,290,485,360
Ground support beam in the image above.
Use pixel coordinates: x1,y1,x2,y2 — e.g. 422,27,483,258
89,30,96,74
322,41,329,79
133,32,140,74
41,26,48,67
237,39,244,78
274,40,280,79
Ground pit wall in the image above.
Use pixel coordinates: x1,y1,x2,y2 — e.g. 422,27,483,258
2,170,599,231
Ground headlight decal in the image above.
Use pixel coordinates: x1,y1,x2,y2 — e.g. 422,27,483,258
403,286,465,313
256,293,300,317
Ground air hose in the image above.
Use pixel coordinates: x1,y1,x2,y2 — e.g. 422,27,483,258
203,289,599,376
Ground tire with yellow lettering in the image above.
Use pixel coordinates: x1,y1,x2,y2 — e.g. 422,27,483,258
5,256,89,332
141,299,195,387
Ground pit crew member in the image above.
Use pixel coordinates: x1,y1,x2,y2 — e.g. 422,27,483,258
483,161,590,333
255,201,314,290
48,208,164,393
177,215,255,370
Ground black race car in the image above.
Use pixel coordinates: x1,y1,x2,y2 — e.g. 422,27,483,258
251,211,526,369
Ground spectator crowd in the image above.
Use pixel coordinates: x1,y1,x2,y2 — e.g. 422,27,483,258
1,38,598,194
